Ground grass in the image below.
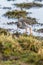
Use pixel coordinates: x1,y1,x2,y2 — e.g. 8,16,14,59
4,10,28,18
0,29,43,65
15,2,43,9
37,29,43,33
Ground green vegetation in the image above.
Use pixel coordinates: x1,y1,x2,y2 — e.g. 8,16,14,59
0,0,43,65
37,29,43,33
5,10,28,18
15,2,43,9
0,29,43,65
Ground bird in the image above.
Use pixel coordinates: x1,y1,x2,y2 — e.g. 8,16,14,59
15,19,32,35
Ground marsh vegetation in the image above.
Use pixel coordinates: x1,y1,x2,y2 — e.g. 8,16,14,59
0,0,43,65
0,28,43,65
15,2,43,9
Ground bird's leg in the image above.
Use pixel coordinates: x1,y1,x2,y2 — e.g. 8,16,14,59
25,27,27,34
17,26,18,33
29,27,32,35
